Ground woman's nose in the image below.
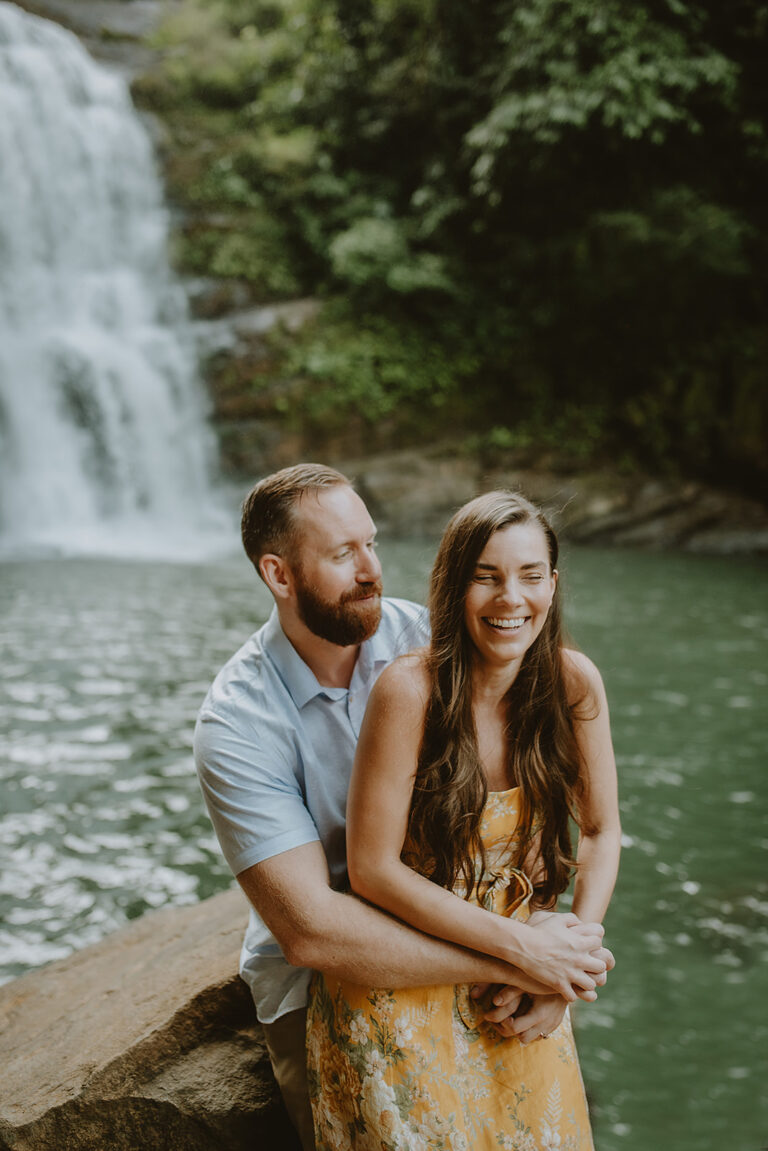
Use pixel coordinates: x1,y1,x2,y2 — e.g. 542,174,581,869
497,577,522,604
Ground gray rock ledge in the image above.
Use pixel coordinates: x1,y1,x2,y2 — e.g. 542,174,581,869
343,447,768,554
0,888,298,1151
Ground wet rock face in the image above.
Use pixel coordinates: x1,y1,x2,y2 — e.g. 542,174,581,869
9,0,164,75
0,889,299,1151
342,447,768,554
9,0,163,43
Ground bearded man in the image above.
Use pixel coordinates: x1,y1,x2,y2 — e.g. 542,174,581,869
194,464,611,1151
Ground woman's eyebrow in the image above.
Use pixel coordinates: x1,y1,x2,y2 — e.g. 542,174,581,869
475,560,547,571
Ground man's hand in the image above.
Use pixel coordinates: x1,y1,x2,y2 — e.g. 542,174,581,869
471,911,615,1033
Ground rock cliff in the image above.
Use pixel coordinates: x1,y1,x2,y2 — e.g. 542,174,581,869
344,446,768,553
0,889,298,1151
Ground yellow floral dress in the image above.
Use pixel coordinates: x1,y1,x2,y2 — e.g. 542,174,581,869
306,787,594,1151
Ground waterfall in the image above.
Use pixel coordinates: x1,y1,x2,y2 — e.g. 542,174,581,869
0,2,228,557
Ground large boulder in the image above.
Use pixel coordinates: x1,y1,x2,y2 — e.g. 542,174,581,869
0,888,299,1151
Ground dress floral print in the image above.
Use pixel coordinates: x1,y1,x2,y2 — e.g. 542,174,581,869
306,788,594,1150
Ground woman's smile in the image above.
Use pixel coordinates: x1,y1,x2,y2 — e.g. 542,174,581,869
464,520,557,666
483,615,529,631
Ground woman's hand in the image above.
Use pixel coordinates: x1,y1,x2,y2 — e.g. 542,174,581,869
512,911,608,1000
499,993,569,1045
472,983,569,1044
469,981,526,1019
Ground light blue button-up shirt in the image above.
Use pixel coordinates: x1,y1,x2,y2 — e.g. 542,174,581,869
194,597,429,1022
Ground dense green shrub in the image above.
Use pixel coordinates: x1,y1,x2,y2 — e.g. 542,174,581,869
283,306,480,421
137,0,768,493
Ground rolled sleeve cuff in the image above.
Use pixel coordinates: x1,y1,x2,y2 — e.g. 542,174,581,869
232,825,321,878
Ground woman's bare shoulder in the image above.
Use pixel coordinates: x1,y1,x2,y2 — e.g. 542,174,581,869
561,647,606,710
370,649,431,713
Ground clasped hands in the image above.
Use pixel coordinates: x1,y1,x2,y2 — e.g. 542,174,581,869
470,911,614,1046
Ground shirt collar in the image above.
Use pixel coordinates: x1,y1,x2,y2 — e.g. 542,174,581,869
353,608,395,685
262,605,391,710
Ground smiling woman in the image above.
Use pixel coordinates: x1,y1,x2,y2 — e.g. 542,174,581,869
307,490,622,1150
463,520,558,677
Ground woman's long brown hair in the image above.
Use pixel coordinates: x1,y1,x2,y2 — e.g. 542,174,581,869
406,491,585,907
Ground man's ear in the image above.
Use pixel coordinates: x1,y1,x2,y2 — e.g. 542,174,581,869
259,553,294,601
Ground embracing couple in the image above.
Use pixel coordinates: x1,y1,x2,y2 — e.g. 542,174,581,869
194,463,621,1151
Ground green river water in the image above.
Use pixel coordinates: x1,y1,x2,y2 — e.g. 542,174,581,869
1,542,766,1150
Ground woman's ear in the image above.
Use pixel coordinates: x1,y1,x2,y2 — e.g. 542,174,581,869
259,553,294,601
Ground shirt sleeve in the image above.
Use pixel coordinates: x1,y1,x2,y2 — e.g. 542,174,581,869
389,597,431,654
194,704,321,878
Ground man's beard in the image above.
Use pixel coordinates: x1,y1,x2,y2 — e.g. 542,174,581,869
292,570,382,653
294,575,383,646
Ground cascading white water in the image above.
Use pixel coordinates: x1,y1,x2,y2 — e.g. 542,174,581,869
0,2,229,557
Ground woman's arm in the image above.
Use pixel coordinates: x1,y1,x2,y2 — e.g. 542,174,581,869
477,652,620,1040
346,657,607,1001
564,649,622,924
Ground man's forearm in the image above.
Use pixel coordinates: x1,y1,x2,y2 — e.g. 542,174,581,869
237,842,606,999
237,850,550,995
307,889,552,994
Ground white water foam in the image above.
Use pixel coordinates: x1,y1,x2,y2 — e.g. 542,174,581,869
0,3,236,559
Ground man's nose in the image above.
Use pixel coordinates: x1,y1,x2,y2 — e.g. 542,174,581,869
357,548,382,583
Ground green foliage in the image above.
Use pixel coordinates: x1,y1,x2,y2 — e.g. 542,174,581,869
138,0,768,493
467,0,738,187
466,404,613,470
328,219,409,287
176,210,302,297
328,218,455,295
188,156,264,208
589,190,750,280
282,302,481,424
